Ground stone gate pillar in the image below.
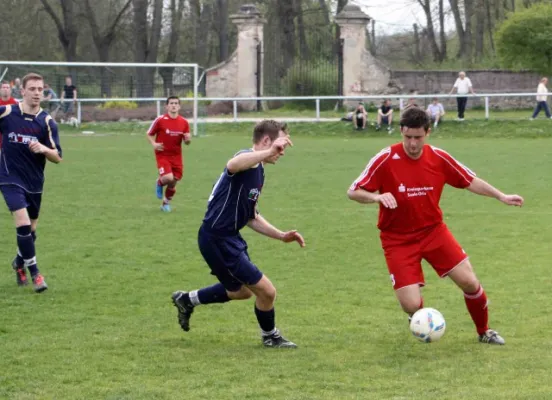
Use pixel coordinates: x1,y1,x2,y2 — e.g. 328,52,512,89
336,3,390,100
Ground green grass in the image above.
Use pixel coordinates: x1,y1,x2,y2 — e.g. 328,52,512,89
1,120,552,399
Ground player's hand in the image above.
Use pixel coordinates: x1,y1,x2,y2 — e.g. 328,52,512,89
281,230,305,247
183,133,191,145
376,193,398,209
29,141,48,154
270,136,293,156
499,194,524,207
153,142,164,151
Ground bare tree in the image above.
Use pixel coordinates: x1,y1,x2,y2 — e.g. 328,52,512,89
413,23,422,63
438,0,447,60
216,0,230,62
486,0,496,53
83,0,132,96
159,0,186,96
475,0,485,61
277,0,296,70
417,0,443,62
295,0,309,59
132,0,163,97
39,0,79,73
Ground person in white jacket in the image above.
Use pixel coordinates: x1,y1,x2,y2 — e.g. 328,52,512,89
530,77,551,120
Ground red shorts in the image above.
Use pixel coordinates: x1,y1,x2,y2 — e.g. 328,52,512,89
380,223,468,290
156,154,183,180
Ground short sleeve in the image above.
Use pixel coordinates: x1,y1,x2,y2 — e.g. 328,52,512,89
433,147,475,189
147,116,162,136
350,148,391,192
183,119,190,134
45,117,62,157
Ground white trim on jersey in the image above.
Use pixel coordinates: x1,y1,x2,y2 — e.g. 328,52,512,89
0,104,12,119
147,115,164,136
211,181,233,229
235,184,244,231
44,115,57,150
350,147,391,191
431,146,476,184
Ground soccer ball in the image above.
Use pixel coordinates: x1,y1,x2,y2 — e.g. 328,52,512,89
409,307,446,343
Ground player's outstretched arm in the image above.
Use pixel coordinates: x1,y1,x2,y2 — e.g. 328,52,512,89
467,177,524,206
247,214,305,247
347,188,398,209
227,136,293,174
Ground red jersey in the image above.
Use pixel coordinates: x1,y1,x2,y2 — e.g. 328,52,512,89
0,98,18,147
350,143,475,234
0,98,17,106
147,114,190,156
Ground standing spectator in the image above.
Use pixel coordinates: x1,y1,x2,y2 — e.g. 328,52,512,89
449,71,475,121
426,97,445,127
353,102,367,130
43,83,59,115
11,78,22,99
59,76,77,122
530,77,551,120
376,99,394,133
0,80,18,151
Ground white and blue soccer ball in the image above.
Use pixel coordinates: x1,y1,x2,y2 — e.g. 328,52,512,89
409,307,446,343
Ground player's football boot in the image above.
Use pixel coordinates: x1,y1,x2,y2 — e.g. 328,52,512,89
156,181,163,199
262,329,297,348
32,274,48,293
12,257,28,286
478,329,505,345
161,203,171,213
172,291,194,332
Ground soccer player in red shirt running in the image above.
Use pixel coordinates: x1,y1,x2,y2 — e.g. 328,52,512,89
0,80,18,150
147,96,191,212
348,107,524,345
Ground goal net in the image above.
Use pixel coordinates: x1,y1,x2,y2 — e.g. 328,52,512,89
0,61,202,136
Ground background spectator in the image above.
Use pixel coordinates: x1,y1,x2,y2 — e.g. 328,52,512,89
426,97,445,127
353,102,367,130
449,71,475,121
530,77,551,120
376,99,393,133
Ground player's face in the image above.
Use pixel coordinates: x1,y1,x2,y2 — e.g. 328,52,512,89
21,79,44,108
0,84,10,98
401,127,429,159
166,99,180,114
265,130,288,164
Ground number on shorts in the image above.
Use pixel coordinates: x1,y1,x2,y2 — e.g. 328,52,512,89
159,167,165,175
390,274,396,287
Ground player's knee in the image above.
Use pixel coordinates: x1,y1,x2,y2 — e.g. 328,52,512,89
400,297,422,315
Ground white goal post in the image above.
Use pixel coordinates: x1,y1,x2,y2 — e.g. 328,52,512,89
0,61,201,136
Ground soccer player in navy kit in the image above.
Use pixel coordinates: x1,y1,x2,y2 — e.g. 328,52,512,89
172,120,305,348
0,73,62,292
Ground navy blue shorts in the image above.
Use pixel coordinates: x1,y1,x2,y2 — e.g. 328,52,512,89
382,116,390,125
198,225,263,292
0,185,42,219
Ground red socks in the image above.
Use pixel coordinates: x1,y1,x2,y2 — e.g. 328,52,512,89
464,285,489,335
165,186,176,201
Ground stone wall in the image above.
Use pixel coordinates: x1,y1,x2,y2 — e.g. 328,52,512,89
206,51,238,99
390,70,543,109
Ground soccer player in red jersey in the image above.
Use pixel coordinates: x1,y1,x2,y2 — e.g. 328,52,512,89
348,107,524,345
147,96,191,212
0,80,18,150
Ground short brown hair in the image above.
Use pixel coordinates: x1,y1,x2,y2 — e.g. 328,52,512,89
1,80,9,86
22,73,44,88
253,120,282,144
400,106,430,131
166,95,180,104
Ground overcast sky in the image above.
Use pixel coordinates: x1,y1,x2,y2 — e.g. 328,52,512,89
349,0,456,35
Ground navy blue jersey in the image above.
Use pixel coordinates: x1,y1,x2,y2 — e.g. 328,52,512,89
0,104,62,193
203,149,264,235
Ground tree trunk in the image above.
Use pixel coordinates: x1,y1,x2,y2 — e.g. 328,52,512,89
413,23,422,63
216,0,229,62
417,0,442,62
475,0,485,61
318,0,331,26
132,0,163,97
39,0,79,76
160,0,185,96
449,0,467,59
439,0,447,61
464,0,474,62
295,0,309,59
485,0,495,54
277,0,296,70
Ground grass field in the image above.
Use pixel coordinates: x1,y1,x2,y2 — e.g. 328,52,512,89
1,119,552,399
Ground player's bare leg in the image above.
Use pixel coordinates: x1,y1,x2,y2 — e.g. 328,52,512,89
157,173,175,211
172,286,251,332
247,275,297,348
447,259,504,345
12,210,47,292
394,284,424,324
163,180,178,212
